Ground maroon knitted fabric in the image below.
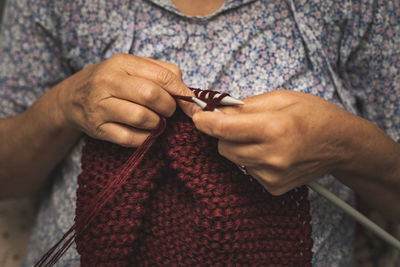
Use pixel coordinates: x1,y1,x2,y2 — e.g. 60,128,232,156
75,109,313,266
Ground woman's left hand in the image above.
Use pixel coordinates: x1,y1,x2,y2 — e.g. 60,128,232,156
192,90,357,195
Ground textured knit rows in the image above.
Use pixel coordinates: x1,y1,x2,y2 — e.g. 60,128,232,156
75,109,313,266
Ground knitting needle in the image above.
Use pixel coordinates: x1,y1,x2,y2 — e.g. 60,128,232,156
192,97,223,112
191,96,243,109
192,97,400,250
308,181,400,250
211,93,244,105
188,88,244,106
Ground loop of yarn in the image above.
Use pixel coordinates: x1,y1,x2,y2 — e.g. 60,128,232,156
35,88,225,266
191,88,229,111
36,89,313,266
35,118,167,267
172,88,229,111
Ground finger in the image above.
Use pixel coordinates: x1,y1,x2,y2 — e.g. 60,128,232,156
249,165,317,196
99,97,160,130
142,59,199,118
192,111,271,142
118,55,197,116
246,170,272,191
134,56,190,98
217,140,294,194
246,167,291,196
109,75,177,117
218,140,303,193
94,122,151,148
217,140,264,167
141,57,183,78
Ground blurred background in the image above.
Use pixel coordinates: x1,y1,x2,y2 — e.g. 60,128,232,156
0,0,5,25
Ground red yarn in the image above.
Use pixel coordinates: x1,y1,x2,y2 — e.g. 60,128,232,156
35,119,167,266
75,109,313,266
173,88,229,111
36,89,313,266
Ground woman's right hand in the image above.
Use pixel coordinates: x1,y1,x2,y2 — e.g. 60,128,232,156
56,54,196,147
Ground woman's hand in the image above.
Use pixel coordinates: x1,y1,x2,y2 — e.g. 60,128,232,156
0,54,199,197
192,90,400,201
56,54,197,147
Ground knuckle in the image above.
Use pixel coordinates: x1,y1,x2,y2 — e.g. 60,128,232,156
164,102,176,117
115,128,146,148
169,64,182,78
120,134,148,148
100,72,115,86
111,53,127,63
263,173,280,187
268,187,287,196
269,89,295,100
269,89,286,98
132,108,149,126
140,84,160,103
267,121,285,139
156,68,176,87
267,116,293,139
91,70,105,85
266,155,291,171
91,72,113,91
116,131,134,147
260,176,285,196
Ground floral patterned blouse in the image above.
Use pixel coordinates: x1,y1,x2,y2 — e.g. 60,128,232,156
0,0,399,266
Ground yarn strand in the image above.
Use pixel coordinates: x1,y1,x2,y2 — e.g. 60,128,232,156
35,118,167,267
35,89,228,266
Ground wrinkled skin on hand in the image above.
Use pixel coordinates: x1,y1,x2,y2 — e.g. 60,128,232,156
57,53,197,147
193,90,358,195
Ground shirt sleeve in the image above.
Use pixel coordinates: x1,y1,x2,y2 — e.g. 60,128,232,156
0,0,71,118
341,0,400,142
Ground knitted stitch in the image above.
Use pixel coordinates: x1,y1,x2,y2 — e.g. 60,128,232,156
75,109,313,266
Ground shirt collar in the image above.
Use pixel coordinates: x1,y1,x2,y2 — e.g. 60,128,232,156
144,0,258,21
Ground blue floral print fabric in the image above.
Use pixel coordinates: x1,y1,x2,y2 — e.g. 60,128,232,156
0,0,399,266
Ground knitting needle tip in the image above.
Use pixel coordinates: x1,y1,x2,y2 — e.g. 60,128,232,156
220,95,244,105
192,97,222,112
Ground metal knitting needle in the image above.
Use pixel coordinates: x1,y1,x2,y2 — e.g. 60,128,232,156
192,97,223,112
192,97,400,250
308,181,400,250
210,93,244,105
191,96,243,110
220,95,244,105
188,88,244,106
